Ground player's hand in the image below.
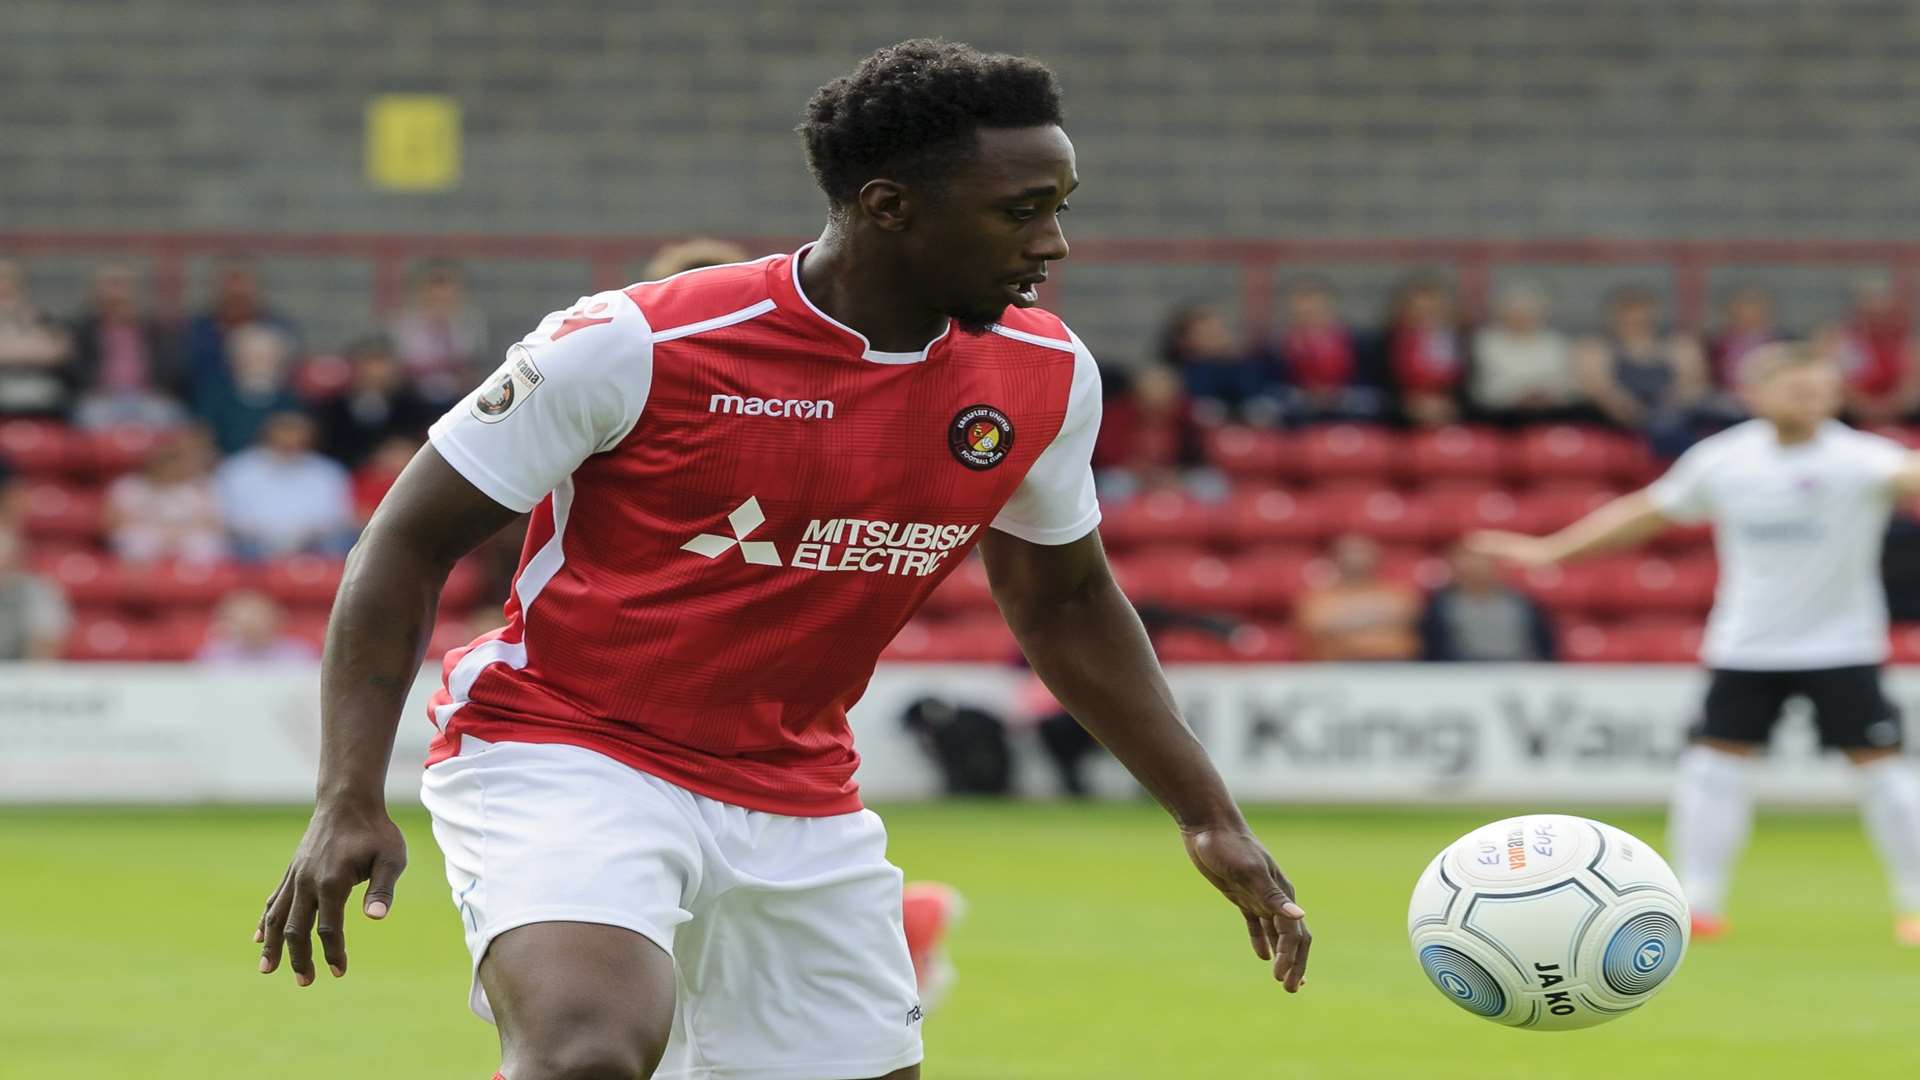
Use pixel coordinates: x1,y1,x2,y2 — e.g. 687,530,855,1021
1181,825,1311,992
255,801,407,987
1463,529,1559,569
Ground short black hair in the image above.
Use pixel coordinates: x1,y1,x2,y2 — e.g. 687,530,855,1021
799,39,1063,207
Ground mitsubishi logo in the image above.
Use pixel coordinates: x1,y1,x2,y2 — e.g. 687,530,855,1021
681,497,782,566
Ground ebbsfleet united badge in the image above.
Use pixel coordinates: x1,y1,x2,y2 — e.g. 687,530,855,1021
470,344,545,423
949,404,1013,470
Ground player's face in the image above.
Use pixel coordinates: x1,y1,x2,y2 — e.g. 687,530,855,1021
1750,363,1842,429
912,125,1077,331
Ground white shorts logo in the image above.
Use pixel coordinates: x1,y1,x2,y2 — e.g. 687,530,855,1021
681,497,783,566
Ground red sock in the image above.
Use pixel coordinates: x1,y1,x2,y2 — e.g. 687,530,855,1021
492,1074,506,1080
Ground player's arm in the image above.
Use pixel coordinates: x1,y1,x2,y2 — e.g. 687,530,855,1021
1466,489,1673,568
980,528,1310,992
256,448,521,986
1888,451,1920,501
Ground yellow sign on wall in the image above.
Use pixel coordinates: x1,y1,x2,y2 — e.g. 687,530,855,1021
365,94,461,192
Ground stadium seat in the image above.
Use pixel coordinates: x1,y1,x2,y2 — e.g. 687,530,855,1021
426,616,479,662
284,611,332,649
80,426,165,479
1221,487,1337,547
0,420,87,475
36,550,131,608
881,615,1017,663
258,555,347,608
21,481,106,541
121,558,246,610
1398,426,1508,482
1203,425,1292,482
1521,485,1620,533
62,614,154,662
1318,487,1443,545
1594,556,1717,616
1613,618,1705,663
1558,622,1639,664
1296,423,1395,480
1377,549,1452,592
1221,549,1324,613
1417,485,1542,537
1097,489,1219,550
1154,622,1298,663
1518,561,1609,616
1511,425,1634,483
1891,623,1920,664
440,557,495,614
149,613,214,662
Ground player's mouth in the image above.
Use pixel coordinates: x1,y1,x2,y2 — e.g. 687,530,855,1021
1004,274,1046,308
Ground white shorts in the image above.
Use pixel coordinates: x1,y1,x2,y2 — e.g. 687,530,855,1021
421,736,924,1080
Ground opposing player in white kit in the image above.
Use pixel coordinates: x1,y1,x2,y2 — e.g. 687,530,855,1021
1473,343,1920,945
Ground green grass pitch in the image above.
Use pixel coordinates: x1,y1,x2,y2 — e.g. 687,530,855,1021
2,802,1912,1078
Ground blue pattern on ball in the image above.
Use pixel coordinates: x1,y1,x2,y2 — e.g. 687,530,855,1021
1601,912,1683,996
1418,944,1506,1017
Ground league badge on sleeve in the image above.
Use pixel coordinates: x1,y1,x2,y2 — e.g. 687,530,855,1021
470,344,546,423
948,404,1014,470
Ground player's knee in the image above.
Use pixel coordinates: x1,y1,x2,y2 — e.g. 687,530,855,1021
506,1004,668,1080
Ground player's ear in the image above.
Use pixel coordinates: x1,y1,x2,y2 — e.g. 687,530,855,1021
855,178,913,232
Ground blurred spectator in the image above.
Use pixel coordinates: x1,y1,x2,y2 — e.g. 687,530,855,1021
1708,285,1781,390
386,260,489,407
1383,276,1465,427
1468,282,1582,424
1294,534,1421,661
315,337,433,467
183,260,297,410
0,524,71,660
0,450,22,528
69,264,189,431
0,259,77,419
1161,304,1272,423
1575,287,1708,458
104,427,228,564
1419,545,1556,662
195,322,305,454
1268,278,1383,423
196,589,319,664
1826,276,1920,425
352,434,421,525
1091,364,1218,499
215,412,356,561
646,238,752,279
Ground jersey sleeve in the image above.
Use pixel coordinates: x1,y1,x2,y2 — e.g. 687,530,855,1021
428,290,655,513
991,329,1103,545
1645,437,1720,523
1855,431,1910,494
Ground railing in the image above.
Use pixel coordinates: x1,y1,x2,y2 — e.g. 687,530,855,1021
7,232,1920,331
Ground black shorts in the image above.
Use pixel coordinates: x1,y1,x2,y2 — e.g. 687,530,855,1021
1699,666,1904,750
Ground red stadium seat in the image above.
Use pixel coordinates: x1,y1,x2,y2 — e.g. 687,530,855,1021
1559,622,1639,664
426,616,480,662
881,615,1017,663
1417,485,1543,537
0,420,87,476
1203,425,1292,482
21,481,106,541
122,558,246,610
1221,487,1337,547
1399,426,1508,482
1222,550,1326,614
1613,618,1705,663
81,426,165,479
921,554,996,616
1519,561,1610,617
1155,623,1298,663
1297,424,1395,480
149,613,214,662
1377,550,1452,592
1892,623,1920,664
1511,426,1634,483
258,555,347,609
1097,489,1218,550
35,550,130,608
440,557,495,615
1317,487,1443,545
1594,556,1717,616
1521,485,1620,533
62,614,154,662
284,611,332,649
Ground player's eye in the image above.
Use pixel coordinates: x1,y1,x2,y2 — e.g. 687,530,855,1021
1007,207,1038,222
1056,202,1072,214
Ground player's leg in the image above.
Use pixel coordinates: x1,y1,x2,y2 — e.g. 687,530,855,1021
420,736,703,1079
658,802,925,1080
1668,669,1784,934
483,922,676,1079
1804,665,1920,942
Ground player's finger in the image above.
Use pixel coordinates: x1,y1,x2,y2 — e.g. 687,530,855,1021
1280,921,1313,992
258,871,296,973
256,865,291,944
1243,911,1271,961
282,878,319,987
314,874,351,979
364,850,404,919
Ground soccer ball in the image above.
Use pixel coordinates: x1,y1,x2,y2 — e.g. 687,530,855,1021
1407,814,1690,1031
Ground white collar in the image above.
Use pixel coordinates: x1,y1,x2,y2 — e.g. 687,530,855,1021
790,242,950,364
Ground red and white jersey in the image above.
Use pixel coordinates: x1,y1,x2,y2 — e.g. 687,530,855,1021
423,245,1101,815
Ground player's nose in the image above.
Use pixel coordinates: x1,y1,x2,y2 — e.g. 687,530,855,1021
1028,218,1069,263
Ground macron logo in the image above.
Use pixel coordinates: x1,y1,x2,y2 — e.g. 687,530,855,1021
709,394,836,420
681,497,783,566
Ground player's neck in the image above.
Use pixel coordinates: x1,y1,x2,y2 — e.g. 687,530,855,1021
1770,419,1818,446
800,232,950,353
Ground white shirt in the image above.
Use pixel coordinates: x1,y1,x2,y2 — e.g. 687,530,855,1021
214,449,355,557
1648,420,1908,669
